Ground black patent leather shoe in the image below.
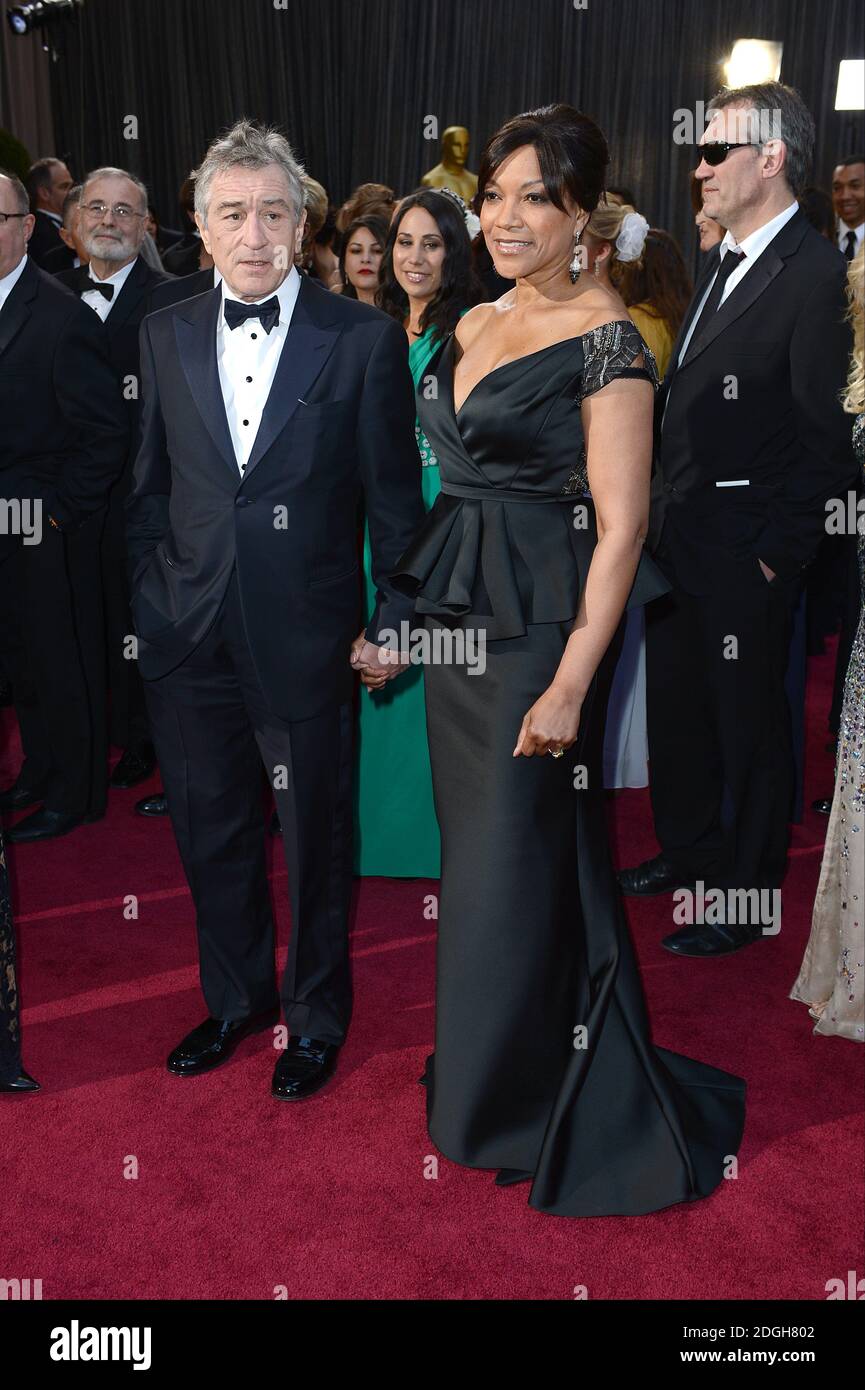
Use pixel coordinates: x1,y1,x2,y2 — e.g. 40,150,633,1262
167,1009,279,1076
135,791,168,817
110,742,157,789
0,1068,40,1093
812,798,833,816
661,921,763,957
618,854,689,896
5,808,85,843
272,1035,340,1100
0,781,44,812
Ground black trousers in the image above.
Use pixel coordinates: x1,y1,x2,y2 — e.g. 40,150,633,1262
102,492,151,749
0,511,108,816
143,571,355,1043
645,549,798,891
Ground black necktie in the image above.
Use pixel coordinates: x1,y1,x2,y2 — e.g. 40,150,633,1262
844,230,857,261
682,247,745,363
223,296,280,334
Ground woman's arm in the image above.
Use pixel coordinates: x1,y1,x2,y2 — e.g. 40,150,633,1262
513,367,654,756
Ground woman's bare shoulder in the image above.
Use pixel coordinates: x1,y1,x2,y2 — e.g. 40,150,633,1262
568,281,633,338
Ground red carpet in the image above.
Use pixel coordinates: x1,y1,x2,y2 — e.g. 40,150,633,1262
1,645,862,1301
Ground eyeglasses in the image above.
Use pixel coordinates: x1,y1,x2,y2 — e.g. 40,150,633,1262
699,142,762,167
0,211,28,226
80,202,146,222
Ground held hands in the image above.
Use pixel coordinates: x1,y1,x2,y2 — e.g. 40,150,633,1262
350,630,410,691
513,680,582,758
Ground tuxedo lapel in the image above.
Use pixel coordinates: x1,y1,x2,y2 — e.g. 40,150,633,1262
674,211,810,372
0,258,38,361
243,275,344,480
173,286,238,478
104,256,152,342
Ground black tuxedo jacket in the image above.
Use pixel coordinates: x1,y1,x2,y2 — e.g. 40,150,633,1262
126,274,425,720
147,267,215,313
41,242,77,275
26,211,65,268
650,209,855,592
0,259,129,546
57,257,172,496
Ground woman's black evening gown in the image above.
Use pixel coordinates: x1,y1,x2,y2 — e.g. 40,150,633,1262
0,828,22,1085
393,319,746,1217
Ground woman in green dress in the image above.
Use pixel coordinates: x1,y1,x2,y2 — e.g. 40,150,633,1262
353,189,482,877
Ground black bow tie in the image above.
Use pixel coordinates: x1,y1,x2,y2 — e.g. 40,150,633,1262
223,295,280,334
83,277,114,301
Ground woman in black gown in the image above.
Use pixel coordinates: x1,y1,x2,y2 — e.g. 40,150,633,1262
391,104,745,1217
1,827,39,1093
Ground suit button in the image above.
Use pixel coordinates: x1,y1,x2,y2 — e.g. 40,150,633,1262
235,497,254,507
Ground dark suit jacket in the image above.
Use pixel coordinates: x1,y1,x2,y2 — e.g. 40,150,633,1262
0,259,129,547
40,242,77,275
650,209,855,592
147,267,215,313
57,256,172,497
126,274,425,720
26,210,65,268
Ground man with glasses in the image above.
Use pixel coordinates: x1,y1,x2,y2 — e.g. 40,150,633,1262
619,82,855,955
0,169,127,841
58,168,171,795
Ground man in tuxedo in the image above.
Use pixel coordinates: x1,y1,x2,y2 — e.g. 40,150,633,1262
126,121,423,1098
832,155,864,262
58,168,171,791
619,82,855,954
0,170,128,840
25,158,74,267
41,184,86,275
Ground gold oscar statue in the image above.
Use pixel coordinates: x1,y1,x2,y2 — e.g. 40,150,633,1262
421,126,478,202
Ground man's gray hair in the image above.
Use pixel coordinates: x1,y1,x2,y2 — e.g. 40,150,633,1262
707,81,815,197
193,119,306,224
82,166,149,212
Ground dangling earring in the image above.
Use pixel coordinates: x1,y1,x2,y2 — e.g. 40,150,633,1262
593,256,602,280
569,230,583,284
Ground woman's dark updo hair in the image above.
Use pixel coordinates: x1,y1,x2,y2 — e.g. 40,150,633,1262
377,187,483,339
475,103,610,217
338,214,390,299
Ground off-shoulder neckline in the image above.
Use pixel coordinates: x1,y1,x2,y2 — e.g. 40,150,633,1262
450,318,639,416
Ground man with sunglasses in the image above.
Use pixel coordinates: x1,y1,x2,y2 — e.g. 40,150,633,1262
620,82,855,956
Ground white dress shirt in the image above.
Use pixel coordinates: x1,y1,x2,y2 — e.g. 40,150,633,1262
676,201,800,367
0,252,28,315
837,219,864,259
81,256,138,321
217,265,302,475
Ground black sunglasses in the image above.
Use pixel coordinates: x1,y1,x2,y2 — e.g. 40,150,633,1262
700,142,762,167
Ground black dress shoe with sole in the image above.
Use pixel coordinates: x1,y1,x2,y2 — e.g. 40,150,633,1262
167,1009,280,1076
812,798,833,816
618,854,690,897
135,792,169,817
0,1068,41,1093
272,1036,340,1100
5,809,86,843
0,783,45,813
661,921,764,957
110,743,157,789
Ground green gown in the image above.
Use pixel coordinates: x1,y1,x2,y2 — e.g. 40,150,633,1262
353,327,442,878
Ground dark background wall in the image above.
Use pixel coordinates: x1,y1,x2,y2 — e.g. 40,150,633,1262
40,0,865,263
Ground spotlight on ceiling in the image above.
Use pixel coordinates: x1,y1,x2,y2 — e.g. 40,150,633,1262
835,60,865,111
6,0,81,37
723,39,783,87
